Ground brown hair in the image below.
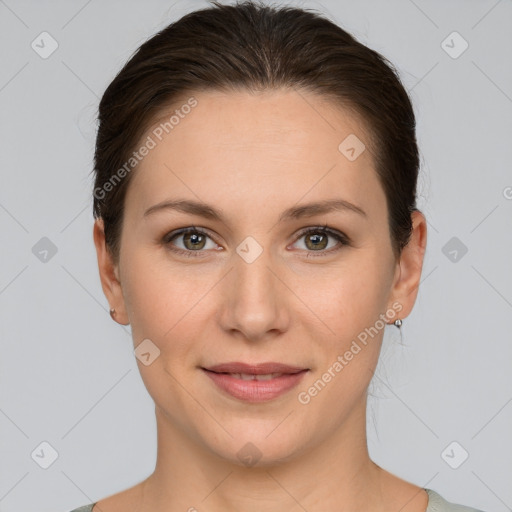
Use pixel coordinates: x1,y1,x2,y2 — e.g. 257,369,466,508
92,0,419,261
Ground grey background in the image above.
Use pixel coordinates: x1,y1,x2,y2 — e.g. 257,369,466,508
0,0,511,511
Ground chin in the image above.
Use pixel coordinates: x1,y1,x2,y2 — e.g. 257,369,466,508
201,421,308,468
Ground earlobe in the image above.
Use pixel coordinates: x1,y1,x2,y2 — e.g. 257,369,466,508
93,219,130,325
388,210,428,319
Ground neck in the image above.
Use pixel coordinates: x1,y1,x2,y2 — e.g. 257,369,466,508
138,395,390,512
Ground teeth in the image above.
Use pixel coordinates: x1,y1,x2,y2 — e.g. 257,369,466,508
231,373,282,381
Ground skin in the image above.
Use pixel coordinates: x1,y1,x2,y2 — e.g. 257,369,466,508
93,88,428,512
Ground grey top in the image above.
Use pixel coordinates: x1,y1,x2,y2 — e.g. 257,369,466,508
67,488,486,511
425,489,485,511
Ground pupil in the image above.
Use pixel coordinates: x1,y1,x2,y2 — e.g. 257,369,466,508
309,233,326,250
187,232,204,249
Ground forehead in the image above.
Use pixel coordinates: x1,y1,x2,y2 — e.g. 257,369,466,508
147,88,371,156
125,88,384,220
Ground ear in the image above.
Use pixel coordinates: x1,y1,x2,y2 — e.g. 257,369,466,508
93,218,130,325
387,210,428,319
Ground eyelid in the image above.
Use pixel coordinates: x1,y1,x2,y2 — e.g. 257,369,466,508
293,224,349,243
162,226,214,243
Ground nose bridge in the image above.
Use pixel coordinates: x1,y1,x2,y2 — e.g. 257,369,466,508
235,243,274,299
220,236,288,339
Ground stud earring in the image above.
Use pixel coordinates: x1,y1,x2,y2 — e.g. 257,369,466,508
109,308,116,320
393,318,402,328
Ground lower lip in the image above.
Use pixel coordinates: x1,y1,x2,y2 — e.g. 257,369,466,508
202,369,308,403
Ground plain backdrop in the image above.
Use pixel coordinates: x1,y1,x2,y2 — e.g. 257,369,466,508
0,0,511,511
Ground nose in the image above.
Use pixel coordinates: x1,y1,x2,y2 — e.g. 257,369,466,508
218,244,290,343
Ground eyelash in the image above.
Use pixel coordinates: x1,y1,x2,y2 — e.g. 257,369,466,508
162,224,350,259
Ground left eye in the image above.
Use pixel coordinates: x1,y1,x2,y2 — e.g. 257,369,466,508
291,226,348,256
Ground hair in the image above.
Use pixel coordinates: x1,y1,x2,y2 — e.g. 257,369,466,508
92,0,420,262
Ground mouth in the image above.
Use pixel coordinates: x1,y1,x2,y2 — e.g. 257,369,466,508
201,362,309,402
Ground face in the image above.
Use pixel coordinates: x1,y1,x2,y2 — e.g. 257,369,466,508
95,88,425,466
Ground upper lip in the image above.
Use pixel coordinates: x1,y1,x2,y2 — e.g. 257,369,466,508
203,362,307,375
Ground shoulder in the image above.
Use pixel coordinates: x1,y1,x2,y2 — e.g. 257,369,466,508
67,504,96,512
425,489,486,512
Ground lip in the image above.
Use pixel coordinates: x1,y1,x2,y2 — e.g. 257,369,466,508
204,362,306,375
202,362,309,403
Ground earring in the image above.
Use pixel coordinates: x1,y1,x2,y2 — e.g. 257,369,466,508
109,308,116,320
394,318,402,328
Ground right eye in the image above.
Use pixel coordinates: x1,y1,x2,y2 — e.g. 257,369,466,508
163,227,221,257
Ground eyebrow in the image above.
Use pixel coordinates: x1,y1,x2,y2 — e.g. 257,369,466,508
143,198,367,222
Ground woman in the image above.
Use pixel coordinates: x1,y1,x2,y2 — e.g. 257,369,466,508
71,1,485,511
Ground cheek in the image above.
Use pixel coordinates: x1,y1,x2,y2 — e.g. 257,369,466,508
295,257,393,415
121,253,206,406
293,252,393,338
121,246,200,338
120,249,219,393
